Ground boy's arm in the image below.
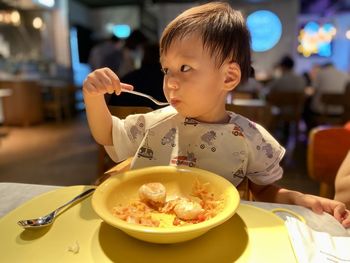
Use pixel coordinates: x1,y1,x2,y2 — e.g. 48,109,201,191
83,93,113,146
334,151,350,208
249,182,303,204
250,181,350,228
83,67,133,146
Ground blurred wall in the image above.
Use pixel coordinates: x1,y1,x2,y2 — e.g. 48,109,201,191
231,0,299,77
69,0,139,40
68,0,349,76
69,0,92,29
155,1,299,77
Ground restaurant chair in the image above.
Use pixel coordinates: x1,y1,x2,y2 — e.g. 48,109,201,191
97,106,153,176
43,84,74,122
307,124,350,198
319,92,345,125
232,91,255,100
342,82,350,123
266,90,306,140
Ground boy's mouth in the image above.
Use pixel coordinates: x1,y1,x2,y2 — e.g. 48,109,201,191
170,98,180,106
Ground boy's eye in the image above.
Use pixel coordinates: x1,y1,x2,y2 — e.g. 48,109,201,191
161,68,168,75
180,65,191,72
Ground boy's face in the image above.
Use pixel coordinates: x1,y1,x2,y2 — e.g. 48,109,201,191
160,33,232,123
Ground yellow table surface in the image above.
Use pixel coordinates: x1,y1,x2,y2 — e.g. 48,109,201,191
0,185,296,263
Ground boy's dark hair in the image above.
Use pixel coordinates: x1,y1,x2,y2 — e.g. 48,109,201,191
160,2,251,83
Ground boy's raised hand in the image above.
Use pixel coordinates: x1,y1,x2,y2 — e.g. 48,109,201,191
83,67,133,97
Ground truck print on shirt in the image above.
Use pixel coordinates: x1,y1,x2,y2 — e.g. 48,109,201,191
137,137,154,160
184,117,198,126
161,128,176,147
200,130,217,152
171,151,197,167
128,116,145,141
256,138,274,158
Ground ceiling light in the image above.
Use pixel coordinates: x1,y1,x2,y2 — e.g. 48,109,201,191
33,17,43,29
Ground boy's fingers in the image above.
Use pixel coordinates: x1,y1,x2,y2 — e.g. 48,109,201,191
333,206,344,222
342,213,350,228
120,83,134,91
93,76,106,94
84,82,100,96
116,83,134,96
96,69,112,90
104,69,122,94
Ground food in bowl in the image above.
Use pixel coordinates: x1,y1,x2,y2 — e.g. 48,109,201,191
138,182,166,209
91,166,240,243
112,180,223,227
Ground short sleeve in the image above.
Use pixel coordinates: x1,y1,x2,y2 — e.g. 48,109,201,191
236,119,285,185
104,114,146,163
104,106,177,163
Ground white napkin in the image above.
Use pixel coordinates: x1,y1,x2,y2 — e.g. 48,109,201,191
285,216,350,263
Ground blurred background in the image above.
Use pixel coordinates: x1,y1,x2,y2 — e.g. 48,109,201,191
0,0,349,194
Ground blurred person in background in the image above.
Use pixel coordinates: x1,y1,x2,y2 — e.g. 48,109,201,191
303,62,349,131
88,35,123,71
118,29,149,78
108,43,165,109
268,55,306,92
267,55,306,141
310,62,349,116
234,67,263,99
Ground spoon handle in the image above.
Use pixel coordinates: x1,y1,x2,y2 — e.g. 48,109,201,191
54,188,95,215
121,88,169,106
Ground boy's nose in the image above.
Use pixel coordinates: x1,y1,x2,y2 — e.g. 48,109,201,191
166,76,179,90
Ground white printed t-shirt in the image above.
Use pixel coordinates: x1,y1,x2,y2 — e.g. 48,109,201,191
105,106,285,187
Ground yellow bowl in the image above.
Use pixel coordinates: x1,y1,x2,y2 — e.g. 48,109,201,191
92,166,240,243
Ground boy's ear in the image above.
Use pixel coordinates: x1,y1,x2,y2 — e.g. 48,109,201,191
223,62,241,91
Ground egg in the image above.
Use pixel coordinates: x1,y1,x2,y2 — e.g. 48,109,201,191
173,199,204,220
138,182,166,209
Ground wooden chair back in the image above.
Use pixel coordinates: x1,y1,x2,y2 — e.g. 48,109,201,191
319,82,350,124
266,90,305,138
320,93,345,124
43,85,73,122
343,82,350,122
266,90,306,122
307,125,350,198
233,91,254,100
108,105,153,119
226,103,272,128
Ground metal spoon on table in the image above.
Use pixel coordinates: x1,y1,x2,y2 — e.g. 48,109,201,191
17,188,95,229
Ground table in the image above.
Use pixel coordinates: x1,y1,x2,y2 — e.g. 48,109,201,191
232,99,266,107
1,182,348,236
1,182,350,263
0,88,12,98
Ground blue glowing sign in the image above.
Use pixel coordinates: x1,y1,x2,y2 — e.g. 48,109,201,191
112,24,131,39
247,10,282,52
